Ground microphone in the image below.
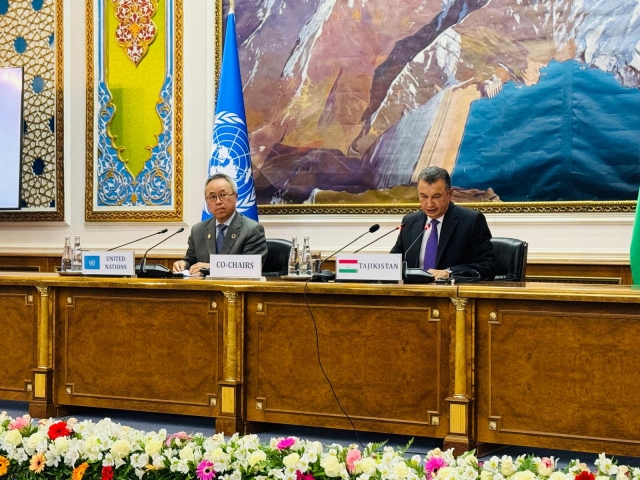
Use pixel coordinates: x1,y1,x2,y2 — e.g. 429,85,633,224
107,229,168,251
403,223,430,264
402,222,435,284
353,224,403,253
310,224,380,282
137,227,185,278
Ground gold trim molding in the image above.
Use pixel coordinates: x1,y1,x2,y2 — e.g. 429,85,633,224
85,0,183,222
258,200,636,215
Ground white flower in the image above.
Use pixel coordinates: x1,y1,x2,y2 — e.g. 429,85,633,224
111,439,132,458
3,429,23,446
411,455,421,464
53,436,70,454
618,466,631,480
321,455,343,477
549,472,568,480
437,467,457,480
482,470,495,480
512,471,537,480
25,432,47,452
283,453,300,469
180,446,195,462
596,454,618,475
145,439,163,455
248,449,266,467
393,461,410,477
357,457,377,475
501,457,516,476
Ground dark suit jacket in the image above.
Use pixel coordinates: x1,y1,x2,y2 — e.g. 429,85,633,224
390,203,496,279
182,213,268,268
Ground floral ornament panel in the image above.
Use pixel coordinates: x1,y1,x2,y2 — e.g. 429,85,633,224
87,0,181,219
112,0,158,66
0,0,62,216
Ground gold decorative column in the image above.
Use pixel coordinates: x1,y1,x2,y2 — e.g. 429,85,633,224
31,286,54,418
444,297,474,454
217,290,243,434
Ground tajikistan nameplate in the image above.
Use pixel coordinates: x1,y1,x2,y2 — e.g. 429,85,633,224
335,254,402,282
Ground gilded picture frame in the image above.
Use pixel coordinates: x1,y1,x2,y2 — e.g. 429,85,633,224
215,0,637,215
85,0,183,222
0,0,65,222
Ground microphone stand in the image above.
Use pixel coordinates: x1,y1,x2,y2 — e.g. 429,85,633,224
107,229,169,251
138,228,185,278
310,224,380,282
352,224,402,253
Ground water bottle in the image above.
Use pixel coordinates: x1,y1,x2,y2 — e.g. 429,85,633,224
288,236,299,275
61,235,72,272
71,235,82,271
302,236,312,275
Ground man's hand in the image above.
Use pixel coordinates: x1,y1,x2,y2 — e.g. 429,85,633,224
172,260,186,273
427,269,450,279
189,262,210,276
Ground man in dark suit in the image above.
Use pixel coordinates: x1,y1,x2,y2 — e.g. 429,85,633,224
172,173,267,275
391,166,496,280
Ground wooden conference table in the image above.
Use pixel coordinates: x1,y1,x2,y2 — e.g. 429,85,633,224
1,272,640,456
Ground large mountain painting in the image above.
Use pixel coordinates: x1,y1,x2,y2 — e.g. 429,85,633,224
224,0,640,205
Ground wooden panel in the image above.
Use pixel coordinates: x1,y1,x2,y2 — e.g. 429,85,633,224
476,299,640,455
245,292,450,437
0,286,37,400
526,264,632,284
54,288,223,416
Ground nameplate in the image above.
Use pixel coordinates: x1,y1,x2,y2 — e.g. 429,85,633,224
208,254,262,279
82,251,135,276
335,254,402,282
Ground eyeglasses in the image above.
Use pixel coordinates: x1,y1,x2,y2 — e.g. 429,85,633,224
205,192,236,203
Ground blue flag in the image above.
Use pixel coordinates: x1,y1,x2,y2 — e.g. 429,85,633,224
203,12,258,221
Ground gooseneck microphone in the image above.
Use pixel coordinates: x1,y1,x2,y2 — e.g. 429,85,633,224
403,223,429,264
137,227,185,278
353,223,403,253
107,229,168,251
310,224,380,282
403,223,435,284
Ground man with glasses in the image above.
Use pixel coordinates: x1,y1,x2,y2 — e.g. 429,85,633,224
172,173,267,275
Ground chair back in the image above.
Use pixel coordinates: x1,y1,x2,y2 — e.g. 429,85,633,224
490,237,528,281
262,238,292,277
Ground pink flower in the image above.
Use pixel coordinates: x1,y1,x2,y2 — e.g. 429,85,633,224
197,460,216,480
8,415,31,430
276,437,296,450
164,431,192,447
425,456,448,480
296,471,314,480
346,449,362,473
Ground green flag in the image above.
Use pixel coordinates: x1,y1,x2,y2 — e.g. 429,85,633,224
631,188,640,285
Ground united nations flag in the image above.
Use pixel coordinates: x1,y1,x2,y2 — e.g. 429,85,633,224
203,9,258,222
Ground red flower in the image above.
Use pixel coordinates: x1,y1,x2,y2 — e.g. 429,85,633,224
102,466,114,480
575,471,595,480
48,421,72,440
296,471,314,480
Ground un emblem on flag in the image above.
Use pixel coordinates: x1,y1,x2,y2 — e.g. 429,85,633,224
210,112,251,180
209,111,256,212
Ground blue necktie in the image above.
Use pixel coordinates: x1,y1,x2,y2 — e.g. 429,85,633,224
423,219,439,270
216,224,227,254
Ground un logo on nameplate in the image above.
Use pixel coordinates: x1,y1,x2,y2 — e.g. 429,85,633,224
335,254,402,282
82,251,135,276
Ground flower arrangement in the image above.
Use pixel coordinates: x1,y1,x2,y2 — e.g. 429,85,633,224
0,412,637,480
